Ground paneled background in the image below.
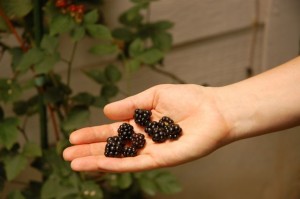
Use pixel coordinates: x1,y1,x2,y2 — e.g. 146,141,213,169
1,0,300,198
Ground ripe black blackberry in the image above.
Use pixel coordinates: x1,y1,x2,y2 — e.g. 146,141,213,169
159,116,174,127
152,128,168,143
134,109,152,127
123,146,138,157
145,121,160,137
167,124,182,140
117,123,134,141
104,136,125,157
131,133,146,149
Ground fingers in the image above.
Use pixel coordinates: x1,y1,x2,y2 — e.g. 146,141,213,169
63,142,106,161
103,85,159,121
69,123,121,145
70,154,158,172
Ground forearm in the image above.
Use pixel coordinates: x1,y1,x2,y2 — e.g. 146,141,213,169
215,56,300,141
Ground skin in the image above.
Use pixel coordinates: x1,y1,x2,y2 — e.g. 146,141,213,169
63,56,300,173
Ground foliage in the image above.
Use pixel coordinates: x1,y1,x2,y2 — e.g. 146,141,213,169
0,0,183,198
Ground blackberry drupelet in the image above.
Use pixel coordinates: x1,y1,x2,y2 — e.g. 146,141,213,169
134,109,152,127
123,146,138,157
104,136,125,157
159,116,174,127
131,133,146,149
152,127,168,143
168,124,182,140
118,123,134,141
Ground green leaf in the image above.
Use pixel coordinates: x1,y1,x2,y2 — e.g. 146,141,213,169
62,106,90,132
104,65,122,83
86,24,112,40
84,9,99,24
41,175,61,199
126,59,141,72
7,190,26,199
152,32,173,52
137,48,164,65
16,48,45,73
10,48,23,71
92,96,108,108
50,15,75,36
41,35,59,54
35,52,60,74
80,181,103,198
155,172,182,194
119,6,143,27
0,0,32,18
153,21,174,31
72,92,95,106
101,84,118,99
13,100,28,116
0,118,19,150
118,173,132,189
4,154,27,181
112,28,134,41
83,69,108,84
129,38,144,57
22,142,42,158
71,26,86,42
0,79,22,103
0,17,8,31
138,177,158,196
89,43,119,55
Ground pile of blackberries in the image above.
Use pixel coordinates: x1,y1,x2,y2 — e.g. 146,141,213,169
104,109,182,158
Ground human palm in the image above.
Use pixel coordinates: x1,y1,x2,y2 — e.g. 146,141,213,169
63,84,230,172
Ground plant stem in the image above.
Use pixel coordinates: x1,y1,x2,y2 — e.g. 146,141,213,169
17,126,29,142
67,42,78,86
34,0,48,149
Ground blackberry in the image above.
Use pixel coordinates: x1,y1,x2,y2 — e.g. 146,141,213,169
145,121,160,137
131,133,146,149
167,124,182,140
123,146,138,157
134,109,152,127
104,136,125,157
118,123,134,141
152,128,168,143
159,116,174,127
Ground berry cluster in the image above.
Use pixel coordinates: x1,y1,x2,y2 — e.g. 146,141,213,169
55,0,85,23
104,123,146,158
135,109,182,143
104,109,182,158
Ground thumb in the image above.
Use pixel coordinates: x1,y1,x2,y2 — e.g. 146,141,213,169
103,85,158,121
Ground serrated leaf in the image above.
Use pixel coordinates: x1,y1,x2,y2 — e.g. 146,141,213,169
35,52,60,74
101,84,118,99
22,142,42,158
7,190,26,199
84,9,99,24
153,21,174,31
126,59,141,72
16,48,45,73
86,24,112,40
62,106,90,132
155,172,182,194
92,96,108,108
71,26,85,42
4,154,27,181
50,15,75,36
137,48,164,65
0,0,32,18
0,79,22,103
138,177,158,196
9,48,23,71
118,173,132,189
0,117,19,150
72,92,95,105
104,65,122,83
41,175,61,199
152,32,173,52
41,35,59,54
119,6,143,27
89,43,119,55
129,38,144,57
83,69,108,84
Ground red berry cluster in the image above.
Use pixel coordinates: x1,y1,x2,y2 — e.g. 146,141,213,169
55,0,85,23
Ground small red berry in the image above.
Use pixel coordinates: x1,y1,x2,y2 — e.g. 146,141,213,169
68,4,77,12
55,0,67,8
76,5,85,14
